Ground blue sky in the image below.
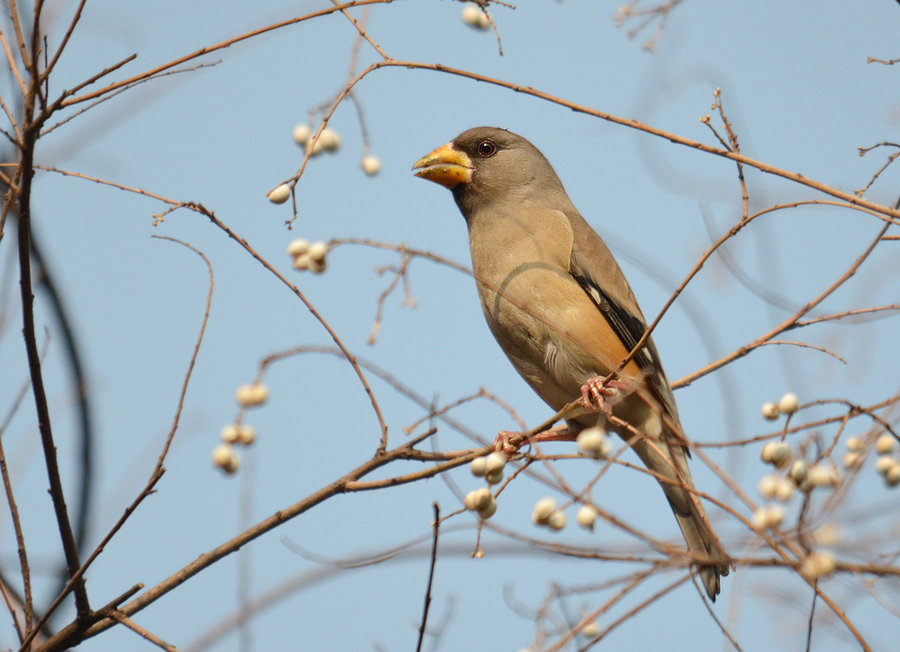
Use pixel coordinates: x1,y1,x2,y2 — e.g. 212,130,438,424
2,1,899,650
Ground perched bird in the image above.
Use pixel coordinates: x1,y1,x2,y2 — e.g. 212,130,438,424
412,126,729,600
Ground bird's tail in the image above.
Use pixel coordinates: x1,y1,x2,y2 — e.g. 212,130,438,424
671,496,730,601
630,435,730,601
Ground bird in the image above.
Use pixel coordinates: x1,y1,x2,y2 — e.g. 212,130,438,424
412,126,729,601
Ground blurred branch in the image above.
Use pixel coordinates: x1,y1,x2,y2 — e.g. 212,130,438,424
678,221,889,387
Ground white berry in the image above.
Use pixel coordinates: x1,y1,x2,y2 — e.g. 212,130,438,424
485,452,507,474
887,464,900,487
212,444,240,473
581,621,600,637
292,124,311,146
532,497,556,525
875,455,897,475
307,241,328,264
287,238,310,257
477,496,498,519
547,510,567,531
789,460,808,484
757,474,778,499
774,477,795,502
807,464,838,488
470,456,487,477
751,507,769,529
310,128,340,154
237,424,256,445
771,443,792,469
813,523,842,546
461,3,490,30
762,442,792,469
876,434,896,454
766,505,785,527
842,452,862,470
778,392,799,415
761,402,780,420
361,155,381,176
485,468,504,485
576,426,611,459
220,424,241,444
845,436,864,452
465,487,492,511
267,183,291,204
576,505,599,530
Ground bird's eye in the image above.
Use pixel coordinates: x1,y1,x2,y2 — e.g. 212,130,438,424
477,140,497,157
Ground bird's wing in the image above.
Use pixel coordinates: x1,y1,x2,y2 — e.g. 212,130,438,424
564,210,682,428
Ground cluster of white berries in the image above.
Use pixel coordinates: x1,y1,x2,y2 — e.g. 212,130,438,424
235,383,269,407
529,497,599,532
212,383,269,474
220,423,257,445
758,441,838,493
465,452,507,519
211,443,240,474
292,124,341,155
752,408,842,577
463,487,497,519
461,3,490,30
761,392,799,421
751,503,785,530
760,440,793,469
531,497,566,530
800,550,836,580
753,456,794,530
470,451,507,485
576,426,613,459
848,432,900,487
757,474,795,502
287,238,328,274
754,439,842,530
291,123,381,176
754,393,834,528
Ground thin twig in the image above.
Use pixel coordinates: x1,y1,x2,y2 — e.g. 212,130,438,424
109,611,180,652
41,0,88,80
415,503,441,652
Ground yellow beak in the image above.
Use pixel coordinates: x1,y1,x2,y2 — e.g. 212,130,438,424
412,142,473,188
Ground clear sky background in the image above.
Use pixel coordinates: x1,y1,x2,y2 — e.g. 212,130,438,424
2,1,899,650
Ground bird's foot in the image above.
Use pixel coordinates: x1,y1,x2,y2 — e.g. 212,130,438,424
494,426,575,455
494,431,521,456
580,376,631,414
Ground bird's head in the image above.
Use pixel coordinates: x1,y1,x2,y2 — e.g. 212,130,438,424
412,126,569,218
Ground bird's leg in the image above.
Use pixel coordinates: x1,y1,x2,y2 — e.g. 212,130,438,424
580,375,632,415
494,425,575,455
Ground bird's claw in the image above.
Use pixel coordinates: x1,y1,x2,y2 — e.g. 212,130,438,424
580,376,630,414
493,426,575,455
494,430,521,456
